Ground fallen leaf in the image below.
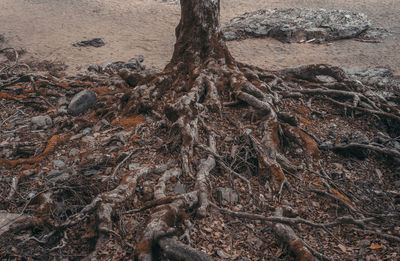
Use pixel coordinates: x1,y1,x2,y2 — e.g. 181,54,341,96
338,243,347,252
369,243,383,250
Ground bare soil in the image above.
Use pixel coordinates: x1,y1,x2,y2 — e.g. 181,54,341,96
1,0,399,74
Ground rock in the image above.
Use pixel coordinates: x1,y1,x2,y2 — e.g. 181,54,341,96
69,148,80,157
128,163,140,170
53,160,66,169
84,169,100,177
319,141,333,150
82,136,96,147
56,106,68,115
82,127,92,136
73,38,105,48
217,250,229,259
47,170,70,183
58,96,68,105
223,8,372,43
350,131,369,144
359,27,392,40
359,239,371,248
316,75,337,83
0,34,4,44
217,188,239,205
174,184,187,195
70,133,83,141
67,90,97,116
31,115,52,129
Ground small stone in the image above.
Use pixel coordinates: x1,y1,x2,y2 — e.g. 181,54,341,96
174,184,187,195
128,163,140,170
82,128,92,136
58,96,68,105
67,90,97,116
31,115,52,129
351,131,369,144
47,170,70,183
316,75,337,83
359,239,370,248
332,163,344,170
319,141,333,150
84,169,100,177
69,148,80,157
311,201,320,208
274,45,286,52
56,106,68,115
217,250,229,259
70,133,83,141
53,160,66,169
82,136,96,147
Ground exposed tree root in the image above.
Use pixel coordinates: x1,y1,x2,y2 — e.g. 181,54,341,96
1,0,399,260
0,134,70,167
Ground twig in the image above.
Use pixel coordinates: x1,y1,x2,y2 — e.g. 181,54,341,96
331,142,400,158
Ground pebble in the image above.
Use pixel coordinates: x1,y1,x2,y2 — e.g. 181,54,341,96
53,160,66,169
69,148,80,157
82,127,92,136
128,163,140,170
217,250,230,259
319,141,333,150
67,90,97,116
31,115,52,129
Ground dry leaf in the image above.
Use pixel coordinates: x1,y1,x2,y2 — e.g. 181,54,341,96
369,243,383,250
338,243,347,252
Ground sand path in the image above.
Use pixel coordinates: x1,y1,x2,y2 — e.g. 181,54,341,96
1,0,399,74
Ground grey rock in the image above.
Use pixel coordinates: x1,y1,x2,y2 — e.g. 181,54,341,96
58,96,68,105
85,169,100,177
174,184,187,195
82,136,96,147
67,90,97,116
70,133,83,141
31,115,52,129
341,66,400,92
316,75,337,83
73,38,105,48
47,170,70,183
359,27,392,40
56,106,68,115
217,250,229,259
128,163,140,170
0,34,4,43
217,188,239,205
53,160,66,169
359,239,370,248
69,148,80,157
319,141,333,150
350,131,369,144
82,127,92,136
223,8,372,43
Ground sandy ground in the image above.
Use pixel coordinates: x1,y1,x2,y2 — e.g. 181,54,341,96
1,0,399,74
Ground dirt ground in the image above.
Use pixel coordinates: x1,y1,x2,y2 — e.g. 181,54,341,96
1,0,399,74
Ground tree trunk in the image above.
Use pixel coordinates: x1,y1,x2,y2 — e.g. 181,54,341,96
167,0,233,70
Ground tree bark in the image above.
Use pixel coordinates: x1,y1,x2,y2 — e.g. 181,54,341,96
166,0,234,71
